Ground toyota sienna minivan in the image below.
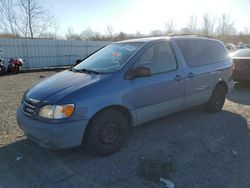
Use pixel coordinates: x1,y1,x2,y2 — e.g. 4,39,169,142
17,36,234,156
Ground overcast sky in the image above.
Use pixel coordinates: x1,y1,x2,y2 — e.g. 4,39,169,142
44,0,250,35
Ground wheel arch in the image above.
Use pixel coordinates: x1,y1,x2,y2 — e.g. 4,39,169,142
82,105,133,144
215,80,228,94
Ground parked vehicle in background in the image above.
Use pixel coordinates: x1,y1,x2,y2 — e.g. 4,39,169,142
236,42,247,49
7,57,24,74
231,49,250,82
0,57,6,75
225,43,236,52
17,36,234,156
245,44,250,48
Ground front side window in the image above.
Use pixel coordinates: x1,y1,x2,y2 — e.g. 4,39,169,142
135,42,177,74
74,42,144,73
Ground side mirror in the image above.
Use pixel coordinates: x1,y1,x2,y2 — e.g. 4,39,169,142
75,59,83,65
125,66,151,79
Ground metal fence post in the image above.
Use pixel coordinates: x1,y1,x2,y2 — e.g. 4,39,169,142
57,41,59,66
24,40,29,69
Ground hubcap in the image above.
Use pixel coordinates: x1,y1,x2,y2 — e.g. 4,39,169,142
99,122,119,145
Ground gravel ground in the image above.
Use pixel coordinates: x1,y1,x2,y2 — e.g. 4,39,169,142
0,71,250,188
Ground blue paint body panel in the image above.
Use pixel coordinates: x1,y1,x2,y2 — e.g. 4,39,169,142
17,106,88,149
16,36,234,149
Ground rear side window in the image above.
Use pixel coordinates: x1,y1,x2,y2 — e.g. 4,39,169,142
176,39,229,67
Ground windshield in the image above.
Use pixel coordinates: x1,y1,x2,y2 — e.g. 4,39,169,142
74,42,144,73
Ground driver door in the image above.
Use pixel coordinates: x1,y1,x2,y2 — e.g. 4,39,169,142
129,41,185,125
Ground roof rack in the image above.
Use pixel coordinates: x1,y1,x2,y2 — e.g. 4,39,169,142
167,33,213,38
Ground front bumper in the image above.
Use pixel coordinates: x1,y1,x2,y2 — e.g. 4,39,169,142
16,106,89,149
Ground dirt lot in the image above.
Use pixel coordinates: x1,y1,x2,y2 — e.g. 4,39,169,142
0,71,250,188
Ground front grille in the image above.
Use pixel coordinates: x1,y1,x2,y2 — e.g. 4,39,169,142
22,98,38,116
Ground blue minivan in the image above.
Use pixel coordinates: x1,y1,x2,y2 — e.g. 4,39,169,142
17,36,234,156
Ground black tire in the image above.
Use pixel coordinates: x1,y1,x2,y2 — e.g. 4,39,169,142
205,84,226,113
0,66,5,74
86,109,129,156
7,64,12,73
12,66,20,74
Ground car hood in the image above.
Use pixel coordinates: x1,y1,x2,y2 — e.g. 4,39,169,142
26,70,109,103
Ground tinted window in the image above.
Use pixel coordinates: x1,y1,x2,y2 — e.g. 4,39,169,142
176,39,229,67
135,42,177,74
232,49,250,57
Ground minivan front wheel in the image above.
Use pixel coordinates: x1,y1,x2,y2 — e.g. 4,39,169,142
206,85,226,113
86,109,129,156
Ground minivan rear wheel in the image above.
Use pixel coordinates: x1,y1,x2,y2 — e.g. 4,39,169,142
86,109,129,156
205,84,226,113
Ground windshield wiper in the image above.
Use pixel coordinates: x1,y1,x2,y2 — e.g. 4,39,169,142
72,68,101,74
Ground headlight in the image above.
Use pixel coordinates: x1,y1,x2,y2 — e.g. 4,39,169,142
38,104,74,119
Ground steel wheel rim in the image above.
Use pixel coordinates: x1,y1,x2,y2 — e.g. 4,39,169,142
99,122,120,145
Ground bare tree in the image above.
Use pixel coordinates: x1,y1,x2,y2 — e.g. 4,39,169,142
186,15,199,34
0,0,55,38
216,14,236,39
201,13,215,36
40,32,58,39
114,32,128,41
135,31,143,38
19,0,55,38
150,29,164,36
106,24,114,39
165,19,176,34
65,27,81,40
0,0,19,35
37,17,59,39
80,27,95,40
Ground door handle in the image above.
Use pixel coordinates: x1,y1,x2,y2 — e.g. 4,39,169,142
174,75,183,81
187,72,195,78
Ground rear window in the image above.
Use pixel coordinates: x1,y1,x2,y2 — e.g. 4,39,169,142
176,39,229,67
